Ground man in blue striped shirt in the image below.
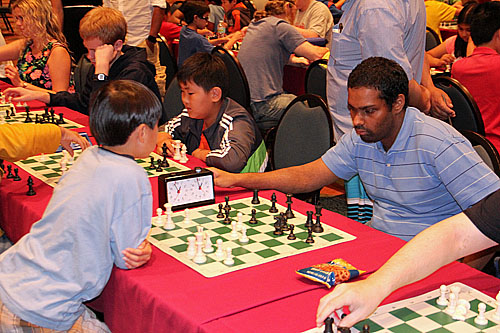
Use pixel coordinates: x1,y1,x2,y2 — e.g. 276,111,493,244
210,57,500,242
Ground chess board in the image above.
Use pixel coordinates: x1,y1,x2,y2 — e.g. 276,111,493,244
14,151,189,187
149,196,357,278
0,106,84,130
305,282,500,333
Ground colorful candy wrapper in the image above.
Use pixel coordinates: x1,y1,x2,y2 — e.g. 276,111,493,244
296,258,365,288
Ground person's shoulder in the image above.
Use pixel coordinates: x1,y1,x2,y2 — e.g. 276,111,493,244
223,98,251,118
409,108,465,145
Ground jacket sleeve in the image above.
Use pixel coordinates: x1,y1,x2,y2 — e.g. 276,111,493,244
0,123,61,162
205,115,257,172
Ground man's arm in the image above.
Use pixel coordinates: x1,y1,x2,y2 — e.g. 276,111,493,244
146,5,166,52
316,211,498,328
210,158,338,193
420,55,455,119
294,26,320,39
294,41,328,62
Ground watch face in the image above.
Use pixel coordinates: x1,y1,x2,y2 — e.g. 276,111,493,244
97,73,106,80
166,174,214,207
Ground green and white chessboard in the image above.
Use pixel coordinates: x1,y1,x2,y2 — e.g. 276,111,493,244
15,151,189,187
305,282,500,333
0,104,84,130
149,196,357,278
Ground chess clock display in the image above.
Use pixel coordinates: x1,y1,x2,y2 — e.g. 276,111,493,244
158,167,215,211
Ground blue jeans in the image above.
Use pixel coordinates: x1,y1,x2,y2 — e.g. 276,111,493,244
251,93,296,135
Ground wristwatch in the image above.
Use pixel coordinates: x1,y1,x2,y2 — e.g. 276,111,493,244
147,35,158,44
93,73,108,81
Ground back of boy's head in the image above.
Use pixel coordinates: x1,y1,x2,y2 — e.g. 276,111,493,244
89,80,162,146
470,2,500,46
79,7,127,44
177,53,228,98
183,1,210,24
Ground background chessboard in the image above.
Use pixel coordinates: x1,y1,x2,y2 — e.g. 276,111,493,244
149,196,357,278
305,282,500,332
15,151,189,187
0,105,84,130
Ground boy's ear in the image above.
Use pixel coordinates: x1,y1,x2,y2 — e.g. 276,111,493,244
210,87,222,102
136,124,148,143
113,39,124,52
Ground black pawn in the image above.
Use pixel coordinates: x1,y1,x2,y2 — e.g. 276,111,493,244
285,193,295,219
24,107,32,123
251,189,260,204
13,168,21,181
155,159,163,172
269,192,278,213
44,107,49,118
5,108,10,119
362,324,370,333
26,176,36,196
323,317,334,333
249,208,257,224
57,112,65,124
148,156,156,169
305,227,314,243
305,211,314,229
287,224,296,240
224,195,230,211
216,203,224,218
223,207,231,224
6,165,14,179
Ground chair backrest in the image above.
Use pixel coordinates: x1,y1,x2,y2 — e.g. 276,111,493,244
73,54,92,95
157,34,178,92
433,76,485,135
425,27,440,51
461,130,500,177
163,76,184,122
62,5,96,61
304,59,328,103
211,46,251,110
272,94,334,170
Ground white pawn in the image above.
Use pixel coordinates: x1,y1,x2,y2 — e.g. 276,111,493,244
450,285,461,301
186,236,196,259
437,284,449,306
163,203,175,230
193,233,207,264
215,239,224,259
184,208,191,225
173,140,181,160
156,207,164,227
236,212,243,231
179,144,188,163
223,247,234,266
493,291,500,321
230,221,238,239
475,302,488,326
446,293,457,315
239,226,249,243
203,231,214,253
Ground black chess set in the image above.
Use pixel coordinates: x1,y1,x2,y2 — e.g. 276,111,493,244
0,160,36,196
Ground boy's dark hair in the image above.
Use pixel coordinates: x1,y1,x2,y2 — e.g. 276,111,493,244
89,80,162,146
348,57,409,109
183,1,210,24
177,52,228,98
470,2,500,46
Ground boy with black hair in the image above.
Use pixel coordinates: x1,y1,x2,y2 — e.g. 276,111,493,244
0,80,160,331
178,1,242,66
157,53,267,173
3,7,163,122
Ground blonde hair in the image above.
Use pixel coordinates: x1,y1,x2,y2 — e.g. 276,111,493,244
79,7,127,44
12,0,67,47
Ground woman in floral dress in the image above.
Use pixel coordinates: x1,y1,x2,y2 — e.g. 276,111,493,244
0,0,72,92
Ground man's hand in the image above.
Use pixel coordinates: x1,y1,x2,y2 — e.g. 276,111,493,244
146,39,155,52
437,54,455,66
316,279,387,328
156,132,175,155
429,86,454,120
5,64,23,87
60,128,90,156
122,239,152,269
207,167,239,188
290,55,310,67
3,87,50,103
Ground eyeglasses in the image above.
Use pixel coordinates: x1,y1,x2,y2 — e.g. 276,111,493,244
199,16,209,21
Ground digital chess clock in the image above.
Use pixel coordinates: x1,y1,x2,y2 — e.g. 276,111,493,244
158,167,215,211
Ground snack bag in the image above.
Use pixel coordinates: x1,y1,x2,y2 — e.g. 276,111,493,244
296,258,365,288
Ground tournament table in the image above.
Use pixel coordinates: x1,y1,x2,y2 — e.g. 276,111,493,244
1,90,499,332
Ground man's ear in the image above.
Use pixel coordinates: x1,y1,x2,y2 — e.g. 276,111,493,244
392,93,406,114
113,39,124,52
210,87,222,102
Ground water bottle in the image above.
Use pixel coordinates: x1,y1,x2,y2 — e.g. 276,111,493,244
217,20,226,38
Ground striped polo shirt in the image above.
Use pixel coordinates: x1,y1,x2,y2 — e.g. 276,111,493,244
322,107,500,241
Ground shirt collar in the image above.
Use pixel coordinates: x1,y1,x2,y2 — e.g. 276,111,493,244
375,107,419,153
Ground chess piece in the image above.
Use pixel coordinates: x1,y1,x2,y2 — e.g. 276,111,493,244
450,285,461,301
285,193,295,219
6,165,14,179
251,189,260,204
436,284,448,306
223,247,234,266
58,112,66,124
216,203,224,218
149,156,156,169
249,208,257,224
164,203,175,230
24,107,32,123
239,226,249,243
224,196,230,211
4,108,10,119
452,304,467,321
26,176,36,196
179,144,188,163
203,232,214,253
13,168,21,181
230,221,239,239
313,205,324,233
223,207,231,224
323,317,334,333
236,212,243,231
305,227,314,243
280,212,289,231
161,143,169,167
287,224,296,240
215,239,224,259
269,193,278,213
273,219,284,235
445,292,457,315
193,233,207,264
187,236,196,259
184,208,192,225
492,291,500,320
474,302,488,326
173,140,181,160
156,159,163,172
305,211,314,229
362,324,370,333
156,207,164,227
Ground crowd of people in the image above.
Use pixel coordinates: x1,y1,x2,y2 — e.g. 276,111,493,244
0,0,499,331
